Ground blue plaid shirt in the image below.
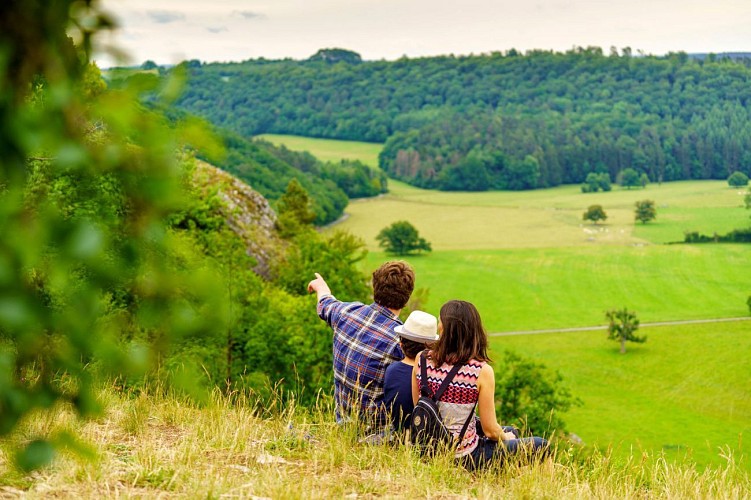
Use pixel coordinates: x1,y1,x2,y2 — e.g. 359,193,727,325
317,294,404,424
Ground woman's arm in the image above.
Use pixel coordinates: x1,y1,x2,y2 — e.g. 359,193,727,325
477,363,504,441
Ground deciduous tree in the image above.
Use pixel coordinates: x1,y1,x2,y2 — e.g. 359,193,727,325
634,199,657,224
376,220,432,255
583,204,607,224
728,171,749,187
619,168,641,189
494,351,581,437
606,308,646,353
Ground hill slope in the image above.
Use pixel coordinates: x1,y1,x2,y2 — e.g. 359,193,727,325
172,49,751,190
1,387,748,497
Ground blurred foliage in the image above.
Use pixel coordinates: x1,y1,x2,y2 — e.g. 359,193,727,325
0,0,377,471
0,0,234,469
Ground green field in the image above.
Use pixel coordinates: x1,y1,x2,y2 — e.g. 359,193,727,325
499,320,751,470
263,134,751,470
256,133,382,167
360,246,750,332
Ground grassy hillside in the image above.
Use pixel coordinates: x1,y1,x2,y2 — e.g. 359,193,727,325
360,246,750,331
497,320,751,471
2,388,748,496
341,179,749,250
263,134,751,471
256,134,382,168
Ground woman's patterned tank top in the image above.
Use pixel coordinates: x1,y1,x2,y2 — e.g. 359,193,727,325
417,354,484,457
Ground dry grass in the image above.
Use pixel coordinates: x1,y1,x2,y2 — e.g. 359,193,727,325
1,387,748,498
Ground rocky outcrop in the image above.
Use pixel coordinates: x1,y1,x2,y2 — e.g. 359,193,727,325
192,159,282,279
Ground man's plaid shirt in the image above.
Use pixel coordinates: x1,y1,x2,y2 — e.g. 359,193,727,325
317,294,404,424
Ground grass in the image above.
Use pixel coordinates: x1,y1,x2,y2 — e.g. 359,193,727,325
1,387,748,497
263,133,751,473
255,134,382,167
359,245,750,332
2,134,750,494
496,320,751,471
337,179,750,250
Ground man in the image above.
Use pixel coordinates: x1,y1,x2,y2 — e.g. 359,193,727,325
307,261,415,426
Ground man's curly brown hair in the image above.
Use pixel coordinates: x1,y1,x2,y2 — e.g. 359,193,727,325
372,261,415,310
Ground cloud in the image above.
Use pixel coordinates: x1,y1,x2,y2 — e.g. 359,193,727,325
207,26,228,34
147,10,186,24
233,10,266,20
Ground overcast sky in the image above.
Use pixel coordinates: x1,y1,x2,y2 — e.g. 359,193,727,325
96,0,751,67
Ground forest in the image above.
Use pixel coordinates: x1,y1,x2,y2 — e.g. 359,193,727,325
172,48,751,190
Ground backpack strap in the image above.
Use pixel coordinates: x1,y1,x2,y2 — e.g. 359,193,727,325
419,353,463,400
456,402,477,446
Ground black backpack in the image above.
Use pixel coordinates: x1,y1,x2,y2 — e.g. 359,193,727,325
411,357,476,456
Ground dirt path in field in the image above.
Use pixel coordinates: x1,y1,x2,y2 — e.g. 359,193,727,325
489,316,751,337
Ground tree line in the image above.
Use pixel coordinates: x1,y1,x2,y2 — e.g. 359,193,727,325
171,48,751,190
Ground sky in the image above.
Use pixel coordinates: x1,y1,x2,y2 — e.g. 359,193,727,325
96,0,751,67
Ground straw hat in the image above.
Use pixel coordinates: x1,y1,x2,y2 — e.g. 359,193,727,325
394,310,438,343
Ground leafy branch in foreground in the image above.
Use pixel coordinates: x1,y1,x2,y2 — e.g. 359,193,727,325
0,0,226,470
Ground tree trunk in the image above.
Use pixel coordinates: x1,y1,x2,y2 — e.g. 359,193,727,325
620,338,626,354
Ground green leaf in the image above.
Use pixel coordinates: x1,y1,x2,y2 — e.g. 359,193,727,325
16,440,55,472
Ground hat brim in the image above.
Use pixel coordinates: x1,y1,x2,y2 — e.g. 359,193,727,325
394,324,438,343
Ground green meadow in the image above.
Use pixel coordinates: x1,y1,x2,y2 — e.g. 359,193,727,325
261,134,751,470
256,133,383,167
361,246,750,332
499,320,751,470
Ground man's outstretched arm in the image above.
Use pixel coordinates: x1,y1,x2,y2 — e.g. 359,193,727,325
307,272,332,301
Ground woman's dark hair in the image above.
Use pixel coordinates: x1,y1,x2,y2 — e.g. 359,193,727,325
430,300,491,367
400,338,434,359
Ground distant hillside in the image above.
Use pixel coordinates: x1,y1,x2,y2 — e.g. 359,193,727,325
172,48,751,191
207,130,386,224
688,52,751,61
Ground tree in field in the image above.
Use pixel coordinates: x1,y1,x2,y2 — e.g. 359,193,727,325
634,199,657,224
619,168,641,189
728,171,749,187
494,351,582,437
583,204,608,224
606,308,646,354
376,220,432,255
745,188,751,210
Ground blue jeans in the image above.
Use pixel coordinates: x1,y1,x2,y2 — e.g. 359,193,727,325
462,434,550,471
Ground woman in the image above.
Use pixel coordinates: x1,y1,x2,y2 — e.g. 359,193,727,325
411,299,548,470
